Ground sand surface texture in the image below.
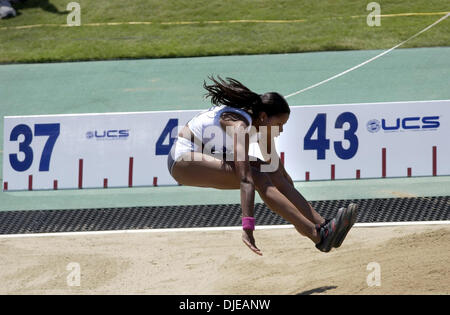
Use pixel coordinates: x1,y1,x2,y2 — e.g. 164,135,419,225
0,225,448,295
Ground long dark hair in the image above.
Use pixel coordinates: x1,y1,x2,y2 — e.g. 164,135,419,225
203,76,290,119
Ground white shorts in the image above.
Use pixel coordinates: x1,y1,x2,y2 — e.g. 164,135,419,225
167,137,201,175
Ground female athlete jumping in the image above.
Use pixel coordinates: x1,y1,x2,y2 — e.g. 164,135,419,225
167,76,358,255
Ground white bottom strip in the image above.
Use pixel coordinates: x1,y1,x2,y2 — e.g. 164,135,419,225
0,221,448,239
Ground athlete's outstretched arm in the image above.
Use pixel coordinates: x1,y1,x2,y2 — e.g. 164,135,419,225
231,121,262,256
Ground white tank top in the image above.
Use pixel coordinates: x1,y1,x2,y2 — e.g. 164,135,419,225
187,105,254,155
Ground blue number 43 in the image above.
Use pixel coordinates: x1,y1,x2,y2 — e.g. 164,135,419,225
304,112,358,160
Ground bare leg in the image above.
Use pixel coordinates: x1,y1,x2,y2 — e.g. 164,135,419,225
172,153,320,243
248,159,324,226
250,169,320,243
172,152,240,189
267,167,325,225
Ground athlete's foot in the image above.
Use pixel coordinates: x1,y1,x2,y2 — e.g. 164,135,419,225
315,219,331,232
333,203,358,248
315,208,343,252
315,206,356,253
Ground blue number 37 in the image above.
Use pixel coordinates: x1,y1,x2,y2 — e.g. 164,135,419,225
9,123,60,172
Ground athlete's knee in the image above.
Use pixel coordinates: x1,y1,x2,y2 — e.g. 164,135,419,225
250,158,280,175
266,164,285,183
252,170,274,194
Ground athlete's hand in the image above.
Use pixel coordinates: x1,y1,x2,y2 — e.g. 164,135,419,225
242,230,262,256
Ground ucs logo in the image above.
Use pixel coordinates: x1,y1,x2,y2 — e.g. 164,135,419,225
367,119,381,133
86,130,129,140
367,116,440,133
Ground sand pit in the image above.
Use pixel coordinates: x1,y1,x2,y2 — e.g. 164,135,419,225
0,224,448,295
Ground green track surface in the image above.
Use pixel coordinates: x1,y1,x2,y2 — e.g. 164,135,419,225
2,47,449,119
1,47,449,211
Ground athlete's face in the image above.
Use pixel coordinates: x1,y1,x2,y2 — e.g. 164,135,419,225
256,112,290,136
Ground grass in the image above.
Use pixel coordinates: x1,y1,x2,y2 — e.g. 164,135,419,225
0,0,449,63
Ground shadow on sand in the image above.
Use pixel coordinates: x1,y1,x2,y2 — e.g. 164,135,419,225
296,286,338,295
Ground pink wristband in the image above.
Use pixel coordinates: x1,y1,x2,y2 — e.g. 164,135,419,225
242,217,255,231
